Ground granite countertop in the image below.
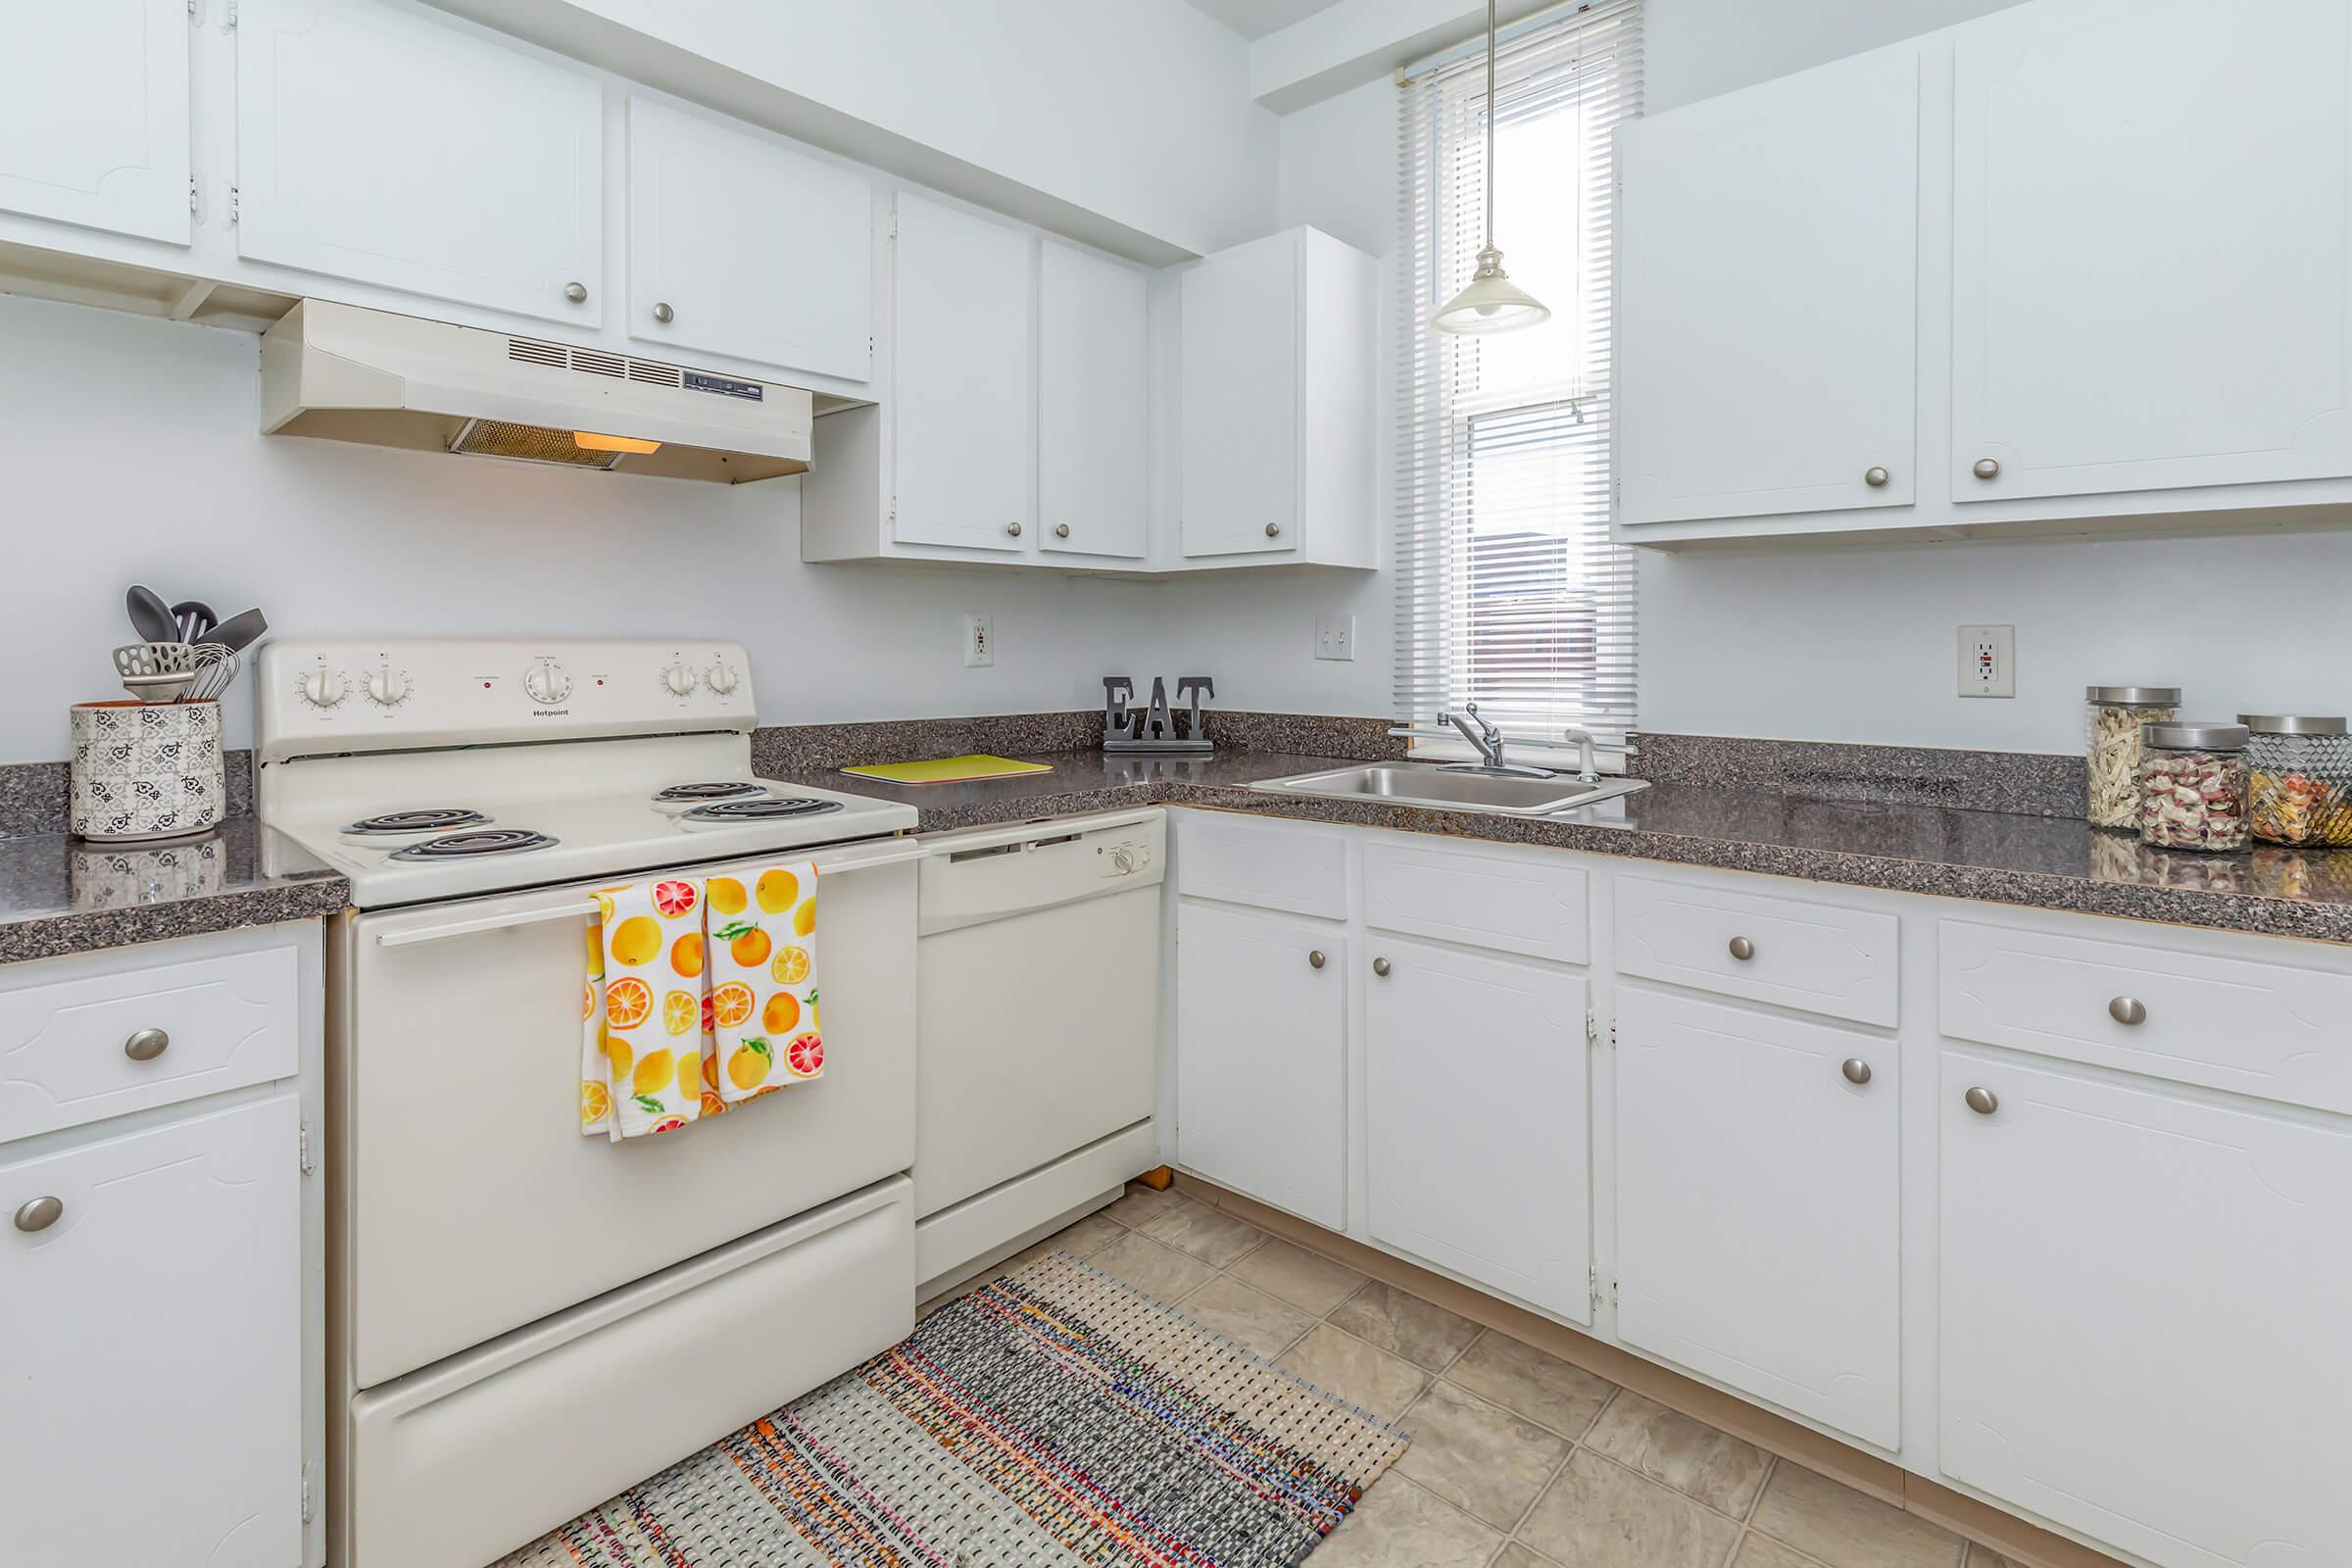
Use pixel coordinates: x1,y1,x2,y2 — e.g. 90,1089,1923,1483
773,749,2352,947
0,819,351,965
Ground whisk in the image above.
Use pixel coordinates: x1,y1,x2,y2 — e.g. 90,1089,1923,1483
183,644,242,704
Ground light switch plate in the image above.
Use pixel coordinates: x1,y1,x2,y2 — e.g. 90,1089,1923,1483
1316,614,1355,662
1958,623,2014,698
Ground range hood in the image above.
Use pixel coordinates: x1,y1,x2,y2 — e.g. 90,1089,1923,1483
259,299,813,483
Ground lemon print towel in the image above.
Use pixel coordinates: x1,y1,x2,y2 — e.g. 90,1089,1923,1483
582,879,716,1140
706,862,822,1104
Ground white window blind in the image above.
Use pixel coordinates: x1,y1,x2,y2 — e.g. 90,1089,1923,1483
1396,0,1643,750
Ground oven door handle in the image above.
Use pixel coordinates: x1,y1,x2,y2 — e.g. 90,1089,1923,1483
374,837,927,948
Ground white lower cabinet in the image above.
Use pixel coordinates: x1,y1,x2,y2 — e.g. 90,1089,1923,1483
1940,1051,2352,1568
2,1094,304,1568
1613,987,1900,1448
1363,937,1591,1321
1174,900,1346,1229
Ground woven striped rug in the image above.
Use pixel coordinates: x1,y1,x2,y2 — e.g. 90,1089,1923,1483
497,1250,1409,1567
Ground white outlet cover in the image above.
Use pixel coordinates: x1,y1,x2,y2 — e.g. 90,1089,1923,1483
962,613,994,669
1957,623,2014,698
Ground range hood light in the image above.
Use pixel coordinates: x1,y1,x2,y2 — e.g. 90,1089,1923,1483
572,430,662,455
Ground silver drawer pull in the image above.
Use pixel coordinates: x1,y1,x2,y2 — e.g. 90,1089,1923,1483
1973,457,2001,480
1308,950,1326,970
14,1197,63,1233
1841,1058,1873,1086
1372,956,1393,977
1728,936,1755,961
1965,1086,1999,1116
123,1027,170,1062
1864,466,1889,487
2108,996,2147,1026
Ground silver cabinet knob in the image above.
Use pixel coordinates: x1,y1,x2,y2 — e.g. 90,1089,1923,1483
1264,522,1282,538
1864,466,1889,487
1054,523,1071,538
2108,996,2147,1026
1841,1057,1873,1086
122,1028,170,1062
14,1196,62,1233
1728,936,1755,961
1973,458,2001,480
652,301,675,324
1307,950,1326,970
1005,520,1023,537
564,280,588,304
1372,956,1393,977
1965,1086,2000,1116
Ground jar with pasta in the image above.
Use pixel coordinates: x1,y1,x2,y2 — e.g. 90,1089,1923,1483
2085,686,2180,829
2239,713,2352,846
2138,721,2249,852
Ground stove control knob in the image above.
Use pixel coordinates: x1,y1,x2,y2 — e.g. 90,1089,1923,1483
523,659,572,705
707,660,739,695
300,667,348,708
366,665,410,707
663,661,698,697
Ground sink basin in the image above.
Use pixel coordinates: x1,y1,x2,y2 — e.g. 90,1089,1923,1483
1250,762,1648,817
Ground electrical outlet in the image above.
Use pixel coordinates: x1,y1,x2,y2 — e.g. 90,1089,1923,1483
1316,613,1355,662
1957,623,2015,698
961,613,994,669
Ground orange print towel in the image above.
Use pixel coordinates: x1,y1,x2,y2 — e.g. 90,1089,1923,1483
705,862,823,1104
581,878,718,1140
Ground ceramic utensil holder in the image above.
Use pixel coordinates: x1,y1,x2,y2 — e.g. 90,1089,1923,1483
69,833,225,907
69,700,225,843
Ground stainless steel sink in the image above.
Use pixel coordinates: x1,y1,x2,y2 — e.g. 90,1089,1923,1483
1249,762,1648,817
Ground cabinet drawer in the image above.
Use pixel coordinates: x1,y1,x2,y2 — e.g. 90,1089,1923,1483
1615,876,1897,1026
1939,918,2352,1115
1362,840,1588,964
0,942,300,1145
1174,810,1347,920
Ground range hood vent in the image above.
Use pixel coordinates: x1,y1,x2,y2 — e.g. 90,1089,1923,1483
260,300,813,484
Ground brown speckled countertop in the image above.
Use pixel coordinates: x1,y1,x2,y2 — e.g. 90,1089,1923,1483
0,820,350,965
770,749,2352,947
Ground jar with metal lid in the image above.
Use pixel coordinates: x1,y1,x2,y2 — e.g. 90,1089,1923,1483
2085,686,2180,828
2138,721,2249,851
2240,713,2352,846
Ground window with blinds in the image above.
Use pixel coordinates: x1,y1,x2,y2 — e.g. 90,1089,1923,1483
1396,0,1643,752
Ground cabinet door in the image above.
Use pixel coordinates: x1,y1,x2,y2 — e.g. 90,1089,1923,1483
1951,0,2352,502
1181,233,1298,557
626,97,873,381
1174,902,1345,1229
1940,1053,2352,1568
1038,239,1149,559
0,0,190,244
1,1096,301,1567
1615,46,1918,525
237,0,603,326
891,191,1034,552
1615,989,1899,1448
1364,938,1591,1322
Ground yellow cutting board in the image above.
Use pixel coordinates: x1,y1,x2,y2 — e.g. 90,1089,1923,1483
840,755,1054,785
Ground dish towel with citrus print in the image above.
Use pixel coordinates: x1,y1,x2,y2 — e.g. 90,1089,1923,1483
706,863,822,1103
581,879,716,1140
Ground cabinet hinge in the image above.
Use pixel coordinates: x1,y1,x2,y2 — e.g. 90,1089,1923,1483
298,1120,316,1175
227,185,240,224
224,0,238,26
1586,1010,1598,1045
888,210,900,241
186,0,200,20
301,1460,318,1523
1589,1263,1601,1311
188,176,202,221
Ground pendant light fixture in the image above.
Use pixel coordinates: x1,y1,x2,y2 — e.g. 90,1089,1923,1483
1432,0,1550,334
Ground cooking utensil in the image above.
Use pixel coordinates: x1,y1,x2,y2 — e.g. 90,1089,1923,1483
185,645,243,703
113,641,196,678
124,585,176,645
171,599,218,643
122,670,197,704
206,608,269,654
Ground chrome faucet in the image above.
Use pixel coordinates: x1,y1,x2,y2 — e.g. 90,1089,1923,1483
1437,704,1554,779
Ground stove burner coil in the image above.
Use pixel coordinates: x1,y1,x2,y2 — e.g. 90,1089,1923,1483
389,828,559,860
653,782,767,804
346,808,491,835
679,798,844,823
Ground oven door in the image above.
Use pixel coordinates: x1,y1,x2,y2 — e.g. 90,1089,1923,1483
336,838,918,1389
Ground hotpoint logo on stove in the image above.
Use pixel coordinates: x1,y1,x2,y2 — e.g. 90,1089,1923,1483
531,708,571,718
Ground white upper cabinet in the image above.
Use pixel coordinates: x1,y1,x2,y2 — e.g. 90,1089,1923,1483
889,191,1035,553
0,0,190,245
625,97,873,382
1180,226,1375,566
236,0,604,326
1950,0,2352,503
1616,46,1919,525
1038,239,1149,560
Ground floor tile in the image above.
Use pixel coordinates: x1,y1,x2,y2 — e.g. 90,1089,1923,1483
1393,1379,1573,1529
1174,1273,1317,1358
1312,1477,1504,1568
1278,1323,1430,1421
1139,1197,1267,1266
1733,1536,1828,1568
1964,1550,2024,1568
1102,1182,1192,1230
1328,1279,1483,1371
1492,1547,1558,1568
1442,1331,1619,1440
1748,1463,1965,1568
1516,1451,1743,1568
1227,1237,1368,1315
1086,1230,1218,1301
1584,1391,1775,1518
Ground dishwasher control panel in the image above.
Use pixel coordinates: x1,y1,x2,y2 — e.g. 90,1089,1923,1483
917,810,1166,937
1096,833,1156,879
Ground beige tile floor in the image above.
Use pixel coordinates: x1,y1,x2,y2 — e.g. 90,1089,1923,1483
926,1182,2023,1568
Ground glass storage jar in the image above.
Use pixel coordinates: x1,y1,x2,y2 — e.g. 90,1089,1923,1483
2085,686,2180,828
2138,721,2250,852
2240,713,2352,846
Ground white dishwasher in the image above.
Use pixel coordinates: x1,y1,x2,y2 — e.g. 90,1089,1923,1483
912,808,1164,1294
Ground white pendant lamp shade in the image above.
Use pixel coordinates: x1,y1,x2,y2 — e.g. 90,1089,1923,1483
1434,0,1549,336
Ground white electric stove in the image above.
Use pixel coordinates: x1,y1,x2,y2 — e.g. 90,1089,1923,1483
257,639,921,1568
